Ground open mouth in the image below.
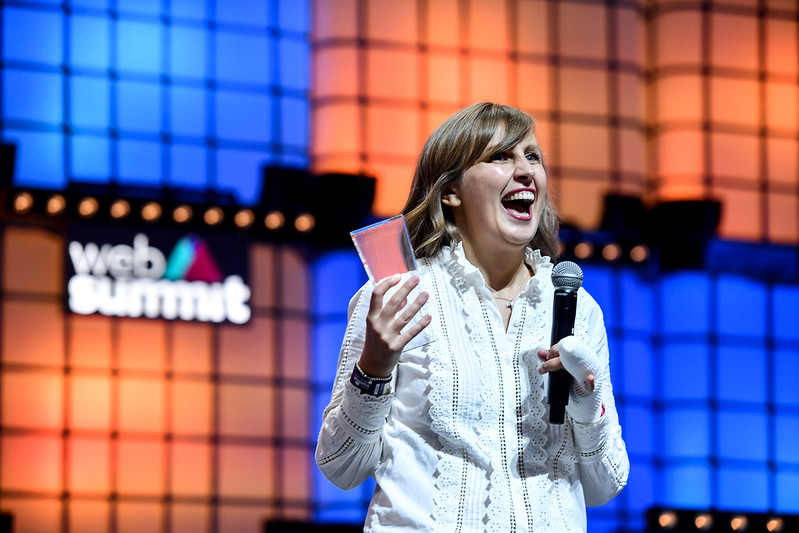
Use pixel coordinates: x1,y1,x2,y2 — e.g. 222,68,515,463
501,190,535,219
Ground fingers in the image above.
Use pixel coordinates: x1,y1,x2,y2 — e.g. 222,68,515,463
369,274,403,311
537,355,563,374
537,348,596,391
366,274,431,352
397,312,432,345
371,275,419,315
537,346,562,374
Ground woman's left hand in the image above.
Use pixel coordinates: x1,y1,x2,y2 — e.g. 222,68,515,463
538,336,604,423
537,341,595,392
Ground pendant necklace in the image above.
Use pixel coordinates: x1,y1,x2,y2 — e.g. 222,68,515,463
487,286,515,309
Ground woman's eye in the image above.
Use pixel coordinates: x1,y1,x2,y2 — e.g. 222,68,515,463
526,152,541,163
490,152,509,162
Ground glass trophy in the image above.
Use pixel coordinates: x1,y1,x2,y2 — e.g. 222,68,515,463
350,214,418,282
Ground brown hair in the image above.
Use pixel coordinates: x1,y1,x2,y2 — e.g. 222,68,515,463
401,102,560,259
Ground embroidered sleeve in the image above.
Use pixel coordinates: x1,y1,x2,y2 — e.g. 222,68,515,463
314,284,394,490
571,291,630,506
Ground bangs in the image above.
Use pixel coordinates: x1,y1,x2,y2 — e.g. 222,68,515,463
475,107,535,161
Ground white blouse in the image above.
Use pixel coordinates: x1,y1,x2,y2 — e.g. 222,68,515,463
316,244,629,532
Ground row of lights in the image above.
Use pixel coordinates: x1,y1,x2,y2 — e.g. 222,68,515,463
9,190,317,233
559,240,651,264
649,508,795,532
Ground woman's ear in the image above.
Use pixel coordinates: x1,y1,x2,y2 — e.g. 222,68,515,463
441,185,461,208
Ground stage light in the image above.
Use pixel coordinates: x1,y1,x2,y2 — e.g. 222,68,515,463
648,508,799,533
78,197,99,218
234,209,254,229
13,191,33,213
694,513,712,530
173,204,193,224
294,213,315,233
730,515,748,531
265,211,285,230
46,194,66,215
630,244,649,262
574,242,594,260
657,510,678,529
109,199,130,219
141,201,162,222
767,517,784,532
204,207,223,226
602,243,621,262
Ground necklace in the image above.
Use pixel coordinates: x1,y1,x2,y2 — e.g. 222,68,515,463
483,263,532,310
487,285,515,309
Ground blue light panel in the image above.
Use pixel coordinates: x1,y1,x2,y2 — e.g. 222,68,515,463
169,86,207,136
662,273,711,335
663,408,710,457
70,76,111,129
717,274,767,338
118,139,161,184
718,468,769,510
69,15,110,68
776,471,799,512
2,0,310,199
662,343,710,400
663,464,711,507
3,8,62,64
169,144,208,187
619,338,654,399
717,345,767,404
774,284,799,341
775,414,799,464
71,135,111,180
169,26,207,79
3,69,63,123
774,349,799,406
117,20,161,74
117,81,161,133
718,410,768,461
215,32,271,85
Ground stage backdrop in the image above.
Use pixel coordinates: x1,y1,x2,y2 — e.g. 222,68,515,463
1,1,798,532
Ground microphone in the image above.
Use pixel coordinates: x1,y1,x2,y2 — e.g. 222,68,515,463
547,261,583,424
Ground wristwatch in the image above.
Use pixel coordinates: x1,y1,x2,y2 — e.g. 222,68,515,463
350,363,392,396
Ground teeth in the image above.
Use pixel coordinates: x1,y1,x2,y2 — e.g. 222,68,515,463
503,191,535,202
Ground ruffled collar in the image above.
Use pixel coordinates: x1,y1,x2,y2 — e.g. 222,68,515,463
440,240,553,296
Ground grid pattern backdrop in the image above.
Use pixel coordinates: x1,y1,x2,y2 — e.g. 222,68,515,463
649,0,799,243
1,0,799,532
309,0,650,225
1,225,315,533
2,0,310,203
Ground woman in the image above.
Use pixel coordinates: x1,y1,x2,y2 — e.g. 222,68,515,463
316,102,629,532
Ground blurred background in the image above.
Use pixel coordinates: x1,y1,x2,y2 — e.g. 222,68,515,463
1,0,798,532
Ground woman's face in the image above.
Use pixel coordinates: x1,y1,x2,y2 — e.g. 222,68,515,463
442,127,547,254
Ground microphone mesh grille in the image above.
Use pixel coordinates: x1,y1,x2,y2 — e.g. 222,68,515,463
552,261,583,290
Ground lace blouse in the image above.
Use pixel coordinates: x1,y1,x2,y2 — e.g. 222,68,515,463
315,244,629,532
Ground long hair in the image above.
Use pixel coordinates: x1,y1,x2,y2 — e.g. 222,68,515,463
401,102,560,259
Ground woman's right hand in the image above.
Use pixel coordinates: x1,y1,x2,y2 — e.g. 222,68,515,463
358,274,431,378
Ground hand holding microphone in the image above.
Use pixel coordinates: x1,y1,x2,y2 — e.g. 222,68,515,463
539,261,603,424
546,337,603,423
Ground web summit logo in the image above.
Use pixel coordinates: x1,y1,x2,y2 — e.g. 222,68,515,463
67,233,251,324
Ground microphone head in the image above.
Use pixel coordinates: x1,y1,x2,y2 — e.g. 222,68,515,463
552,261,583,291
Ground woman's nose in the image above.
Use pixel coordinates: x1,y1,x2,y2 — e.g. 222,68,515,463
513,157,534,181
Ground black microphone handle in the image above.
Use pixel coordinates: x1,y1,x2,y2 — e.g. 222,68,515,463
547,287,578,424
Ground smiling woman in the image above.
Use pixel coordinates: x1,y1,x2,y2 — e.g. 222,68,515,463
315,102,629,532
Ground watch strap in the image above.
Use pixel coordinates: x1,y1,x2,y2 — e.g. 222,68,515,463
350,363,392,396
